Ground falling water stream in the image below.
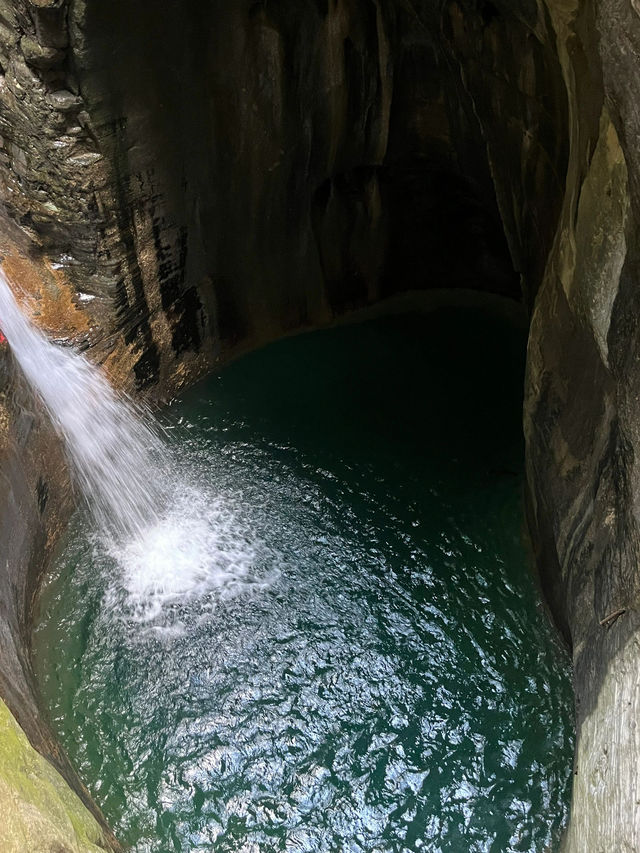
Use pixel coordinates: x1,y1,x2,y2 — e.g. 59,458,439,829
0,271,165,541
0,274,266,616
0,278,575,852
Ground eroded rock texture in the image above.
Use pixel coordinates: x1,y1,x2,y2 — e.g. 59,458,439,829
0,0,640,849
523,2,640,848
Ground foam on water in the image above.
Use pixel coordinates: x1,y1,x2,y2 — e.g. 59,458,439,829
0,272,265,621
103,486,275,626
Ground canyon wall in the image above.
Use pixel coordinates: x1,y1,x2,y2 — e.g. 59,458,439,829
0,0,638,848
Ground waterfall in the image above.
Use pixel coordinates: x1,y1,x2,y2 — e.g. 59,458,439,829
0,272,270,624
0,271,167,542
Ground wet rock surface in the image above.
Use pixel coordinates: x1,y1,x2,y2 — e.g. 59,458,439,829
0,0,639,849
0,699,114,852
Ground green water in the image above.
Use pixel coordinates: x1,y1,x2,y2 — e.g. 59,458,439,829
33,305,574,852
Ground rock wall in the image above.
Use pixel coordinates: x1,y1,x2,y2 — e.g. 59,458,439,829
0,698,115,852
523,2,640,848
2,0,526,395
0,0,640,849
439,0,640,847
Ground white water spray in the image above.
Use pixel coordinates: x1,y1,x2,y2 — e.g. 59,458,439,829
0,272,268,623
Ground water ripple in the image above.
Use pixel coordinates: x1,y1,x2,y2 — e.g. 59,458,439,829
34,310,574,852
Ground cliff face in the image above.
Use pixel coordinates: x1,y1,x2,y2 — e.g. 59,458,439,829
1,0,530,394
0,0,639,848
522,3,640,848
451,6,640,846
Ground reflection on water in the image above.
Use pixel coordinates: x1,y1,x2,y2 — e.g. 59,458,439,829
34,305,574,852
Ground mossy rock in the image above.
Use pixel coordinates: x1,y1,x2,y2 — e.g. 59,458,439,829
0,699,114,852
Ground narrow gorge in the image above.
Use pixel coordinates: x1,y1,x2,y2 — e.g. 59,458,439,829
0,0,638,849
